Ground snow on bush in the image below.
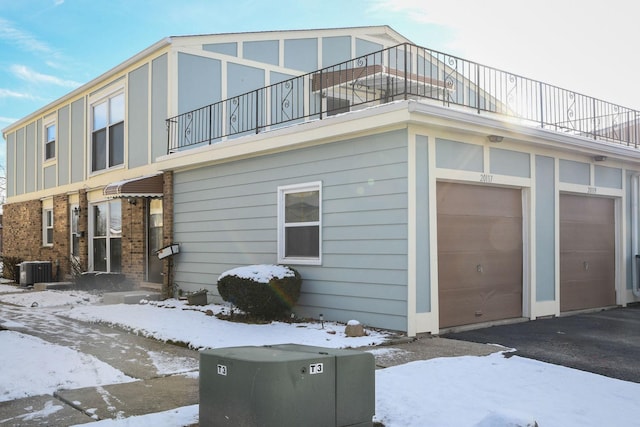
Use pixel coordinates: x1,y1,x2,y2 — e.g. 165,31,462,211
217,264,301,320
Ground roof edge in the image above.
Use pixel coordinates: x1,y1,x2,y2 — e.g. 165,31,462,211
2,37,172,136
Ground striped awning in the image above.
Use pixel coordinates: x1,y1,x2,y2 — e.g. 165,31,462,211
103,173,164,198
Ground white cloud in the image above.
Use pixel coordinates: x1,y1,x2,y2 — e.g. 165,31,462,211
0,18,53,55
369,0,640,110
0,116,18,126
10,64,81,89
0,88,35,100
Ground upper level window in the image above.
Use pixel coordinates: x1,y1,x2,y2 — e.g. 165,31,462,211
43,208,53,246
44,122,56,161
277,181,322,265
92,92,124,172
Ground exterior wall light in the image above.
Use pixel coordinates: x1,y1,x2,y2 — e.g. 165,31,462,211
487,135,504,143
594,155,607,162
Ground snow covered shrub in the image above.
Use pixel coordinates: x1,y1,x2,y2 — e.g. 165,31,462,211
217,265,301,320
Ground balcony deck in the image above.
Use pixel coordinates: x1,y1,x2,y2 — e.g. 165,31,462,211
167,43,639,154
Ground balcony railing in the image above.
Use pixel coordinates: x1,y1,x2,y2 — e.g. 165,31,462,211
167,43,640,153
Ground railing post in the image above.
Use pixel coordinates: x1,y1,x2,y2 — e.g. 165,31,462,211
208,106,212,145
539,82,544,129
404,43,408,100
592,98,597,140
633,111,640,148
476,65,481,114
166,119,170,154
319,69,323,120
255,89,260,134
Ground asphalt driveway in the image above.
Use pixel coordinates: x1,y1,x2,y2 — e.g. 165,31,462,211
443,304,640,383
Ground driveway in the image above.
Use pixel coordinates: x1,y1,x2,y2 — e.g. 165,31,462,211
443,305,640,383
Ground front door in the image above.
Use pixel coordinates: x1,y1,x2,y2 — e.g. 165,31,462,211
91,200,122,272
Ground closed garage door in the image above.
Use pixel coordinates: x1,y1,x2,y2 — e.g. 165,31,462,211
560,194,615,312
437,182,523,328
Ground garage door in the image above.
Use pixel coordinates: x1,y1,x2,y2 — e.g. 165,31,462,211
437,182,523,328
560,194,615,312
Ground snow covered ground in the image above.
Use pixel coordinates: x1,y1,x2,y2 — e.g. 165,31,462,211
2,286,640,426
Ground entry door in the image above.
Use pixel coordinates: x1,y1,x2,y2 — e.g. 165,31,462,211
559,194,615,312
437,182,523,328
91,200,122,272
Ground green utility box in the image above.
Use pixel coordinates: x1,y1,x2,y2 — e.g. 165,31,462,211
199,344,375,427
270,344,375,427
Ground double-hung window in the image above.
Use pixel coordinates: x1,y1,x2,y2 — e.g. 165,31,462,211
44,122,56,161
43,208,54,246
70,205,80,260
277,182,322,265
91,92,124,172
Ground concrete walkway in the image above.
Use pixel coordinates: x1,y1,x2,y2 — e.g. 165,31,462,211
0,303,200,425
0,301,499,426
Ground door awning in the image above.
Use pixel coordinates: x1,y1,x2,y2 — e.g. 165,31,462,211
103,173,164,198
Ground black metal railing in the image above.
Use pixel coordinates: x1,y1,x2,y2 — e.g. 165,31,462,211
167,43,640,153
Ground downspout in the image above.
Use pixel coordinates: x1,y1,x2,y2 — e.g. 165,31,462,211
632,174,640,297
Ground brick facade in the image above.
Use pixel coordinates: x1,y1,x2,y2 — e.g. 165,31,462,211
162,171,174,297
77,189,89,272
3,195,71,280
2,175,172,287
121,198,146,283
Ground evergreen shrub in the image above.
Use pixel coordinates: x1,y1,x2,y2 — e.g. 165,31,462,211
217,265,301,320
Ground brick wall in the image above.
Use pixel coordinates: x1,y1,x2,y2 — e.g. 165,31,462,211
3,195,72,280
162,171,174,297
2,177,171,287
121,198,145,282
77,189,89,272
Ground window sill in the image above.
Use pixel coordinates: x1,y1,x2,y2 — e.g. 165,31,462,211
277,257,322,266
88,164,125,178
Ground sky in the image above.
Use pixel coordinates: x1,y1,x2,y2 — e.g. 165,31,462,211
1,0,639,172
2,285,640,426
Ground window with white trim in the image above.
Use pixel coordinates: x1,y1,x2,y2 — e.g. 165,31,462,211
90,200,122,272
91,92,124,172
43,208,54,246
277,182,322,265
44,121,56,161
70,205,80,260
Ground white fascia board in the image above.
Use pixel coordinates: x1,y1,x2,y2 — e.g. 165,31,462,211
155,101,412,172
406,101,640,162
168,25,407,46
158,98,640,174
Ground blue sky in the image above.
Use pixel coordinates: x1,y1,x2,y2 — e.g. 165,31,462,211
1,0,639,171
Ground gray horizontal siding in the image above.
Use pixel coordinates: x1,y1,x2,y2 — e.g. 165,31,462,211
173,129,409,331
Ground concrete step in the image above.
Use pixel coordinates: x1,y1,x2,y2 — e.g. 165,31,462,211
139,281,163,292
102,290,163,305
33,282,74,291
